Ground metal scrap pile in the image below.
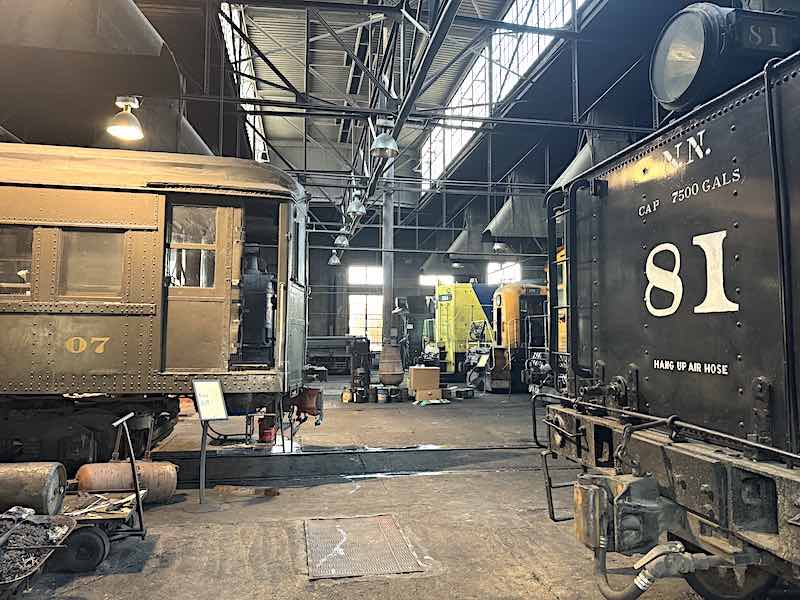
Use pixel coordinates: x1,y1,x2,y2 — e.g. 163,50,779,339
0,519,70,584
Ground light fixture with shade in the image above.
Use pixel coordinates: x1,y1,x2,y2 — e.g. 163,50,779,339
346,195,367,218
492,242,511,254
107,96,144,141
334,228,350,248
370,132,399,158
328,250,341,266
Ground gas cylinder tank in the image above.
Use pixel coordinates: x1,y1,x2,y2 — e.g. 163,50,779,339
75,461,177,504
0,462,66,515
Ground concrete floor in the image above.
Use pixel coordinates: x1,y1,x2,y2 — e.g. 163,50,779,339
156,376,537,452
27,381,705,600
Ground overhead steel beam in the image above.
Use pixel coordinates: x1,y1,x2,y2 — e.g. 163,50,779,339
244,14,362,107
276,111,353,168
247,119,296,168
243,0,397,15
362,0,462,203
229,68,297,95
340,0,462,242
219,9,303,99
310,8,394,100
258,14,387,57
310,245,545,257
308,221,463,231
400,7,429,37
346,21,399,175
248,119,343,214
406,0,424,89
240,0,583,40
216,94,652,133
454,15,580,39
235,107,652,134
417,27,488,97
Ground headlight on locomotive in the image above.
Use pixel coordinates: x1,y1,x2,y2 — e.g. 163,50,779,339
650,2,799,113
650,7,714,112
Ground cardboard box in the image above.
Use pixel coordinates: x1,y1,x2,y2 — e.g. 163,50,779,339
416,388,442,401
409,366,440,392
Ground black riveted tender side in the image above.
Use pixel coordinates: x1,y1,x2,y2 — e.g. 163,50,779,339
537,8,800,598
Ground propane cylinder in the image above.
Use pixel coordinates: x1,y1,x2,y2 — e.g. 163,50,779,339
76,461,178,504
0,462,66,515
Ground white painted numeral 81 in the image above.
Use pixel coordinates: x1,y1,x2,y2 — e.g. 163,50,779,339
644,230,739,317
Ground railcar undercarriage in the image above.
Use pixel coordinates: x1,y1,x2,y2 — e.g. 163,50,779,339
540,392,800,599
0,396,180,473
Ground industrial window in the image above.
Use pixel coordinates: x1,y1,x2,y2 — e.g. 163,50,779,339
59,230,124,298
421,0,586,187
419,274,455,287
166,206,216,288
219,2,269,162
487,261,522,285
348,294,383,351
0,226,33,296
348,265,383,286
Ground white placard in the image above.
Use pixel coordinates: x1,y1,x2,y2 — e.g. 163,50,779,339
192,379,228,421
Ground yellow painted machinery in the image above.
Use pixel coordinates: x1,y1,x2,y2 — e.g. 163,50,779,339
522,248,569,391
485,283,547,392
433,282,496,377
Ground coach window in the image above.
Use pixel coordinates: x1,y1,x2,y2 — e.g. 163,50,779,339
0,226,33,296
59,230,124,298
166,206,217,288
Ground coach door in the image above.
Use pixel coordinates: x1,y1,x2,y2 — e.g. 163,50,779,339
163,202,235,371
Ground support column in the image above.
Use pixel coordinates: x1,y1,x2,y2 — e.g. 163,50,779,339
382,161,395,344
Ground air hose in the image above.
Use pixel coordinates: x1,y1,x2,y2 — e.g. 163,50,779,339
593,539,728,600
594,546,652,600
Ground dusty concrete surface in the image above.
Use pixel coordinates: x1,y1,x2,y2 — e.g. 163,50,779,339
28,467,702,600
156,377,536,453
28,387,707,599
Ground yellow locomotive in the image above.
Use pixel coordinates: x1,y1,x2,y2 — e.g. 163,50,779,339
426,282,496,378
485,283,547,392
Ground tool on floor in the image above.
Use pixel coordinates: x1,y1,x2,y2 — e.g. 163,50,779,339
0,507,34,555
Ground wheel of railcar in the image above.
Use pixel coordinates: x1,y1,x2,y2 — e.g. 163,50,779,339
667,535,776,599
50,526,111,573
684,566,777,600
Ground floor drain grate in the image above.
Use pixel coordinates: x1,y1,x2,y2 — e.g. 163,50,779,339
305,514,423,579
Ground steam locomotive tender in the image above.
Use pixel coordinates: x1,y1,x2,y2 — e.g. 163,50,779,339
541,3,800,599
0,143,312,471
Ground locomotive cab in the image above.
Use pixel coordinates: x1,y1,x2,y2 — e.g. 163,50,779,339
484,283,546,393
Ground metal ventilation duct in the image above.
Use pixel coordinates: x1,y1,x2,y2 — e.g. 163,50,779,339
484,105,638,242
482,172,547,241
445,203,493,261
549,103,637,192
420,229,455,274
0,0,210,154
547,136,630,193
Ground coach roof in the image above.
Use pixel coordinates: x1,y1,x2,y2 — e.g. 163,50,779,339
0,142,305,202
